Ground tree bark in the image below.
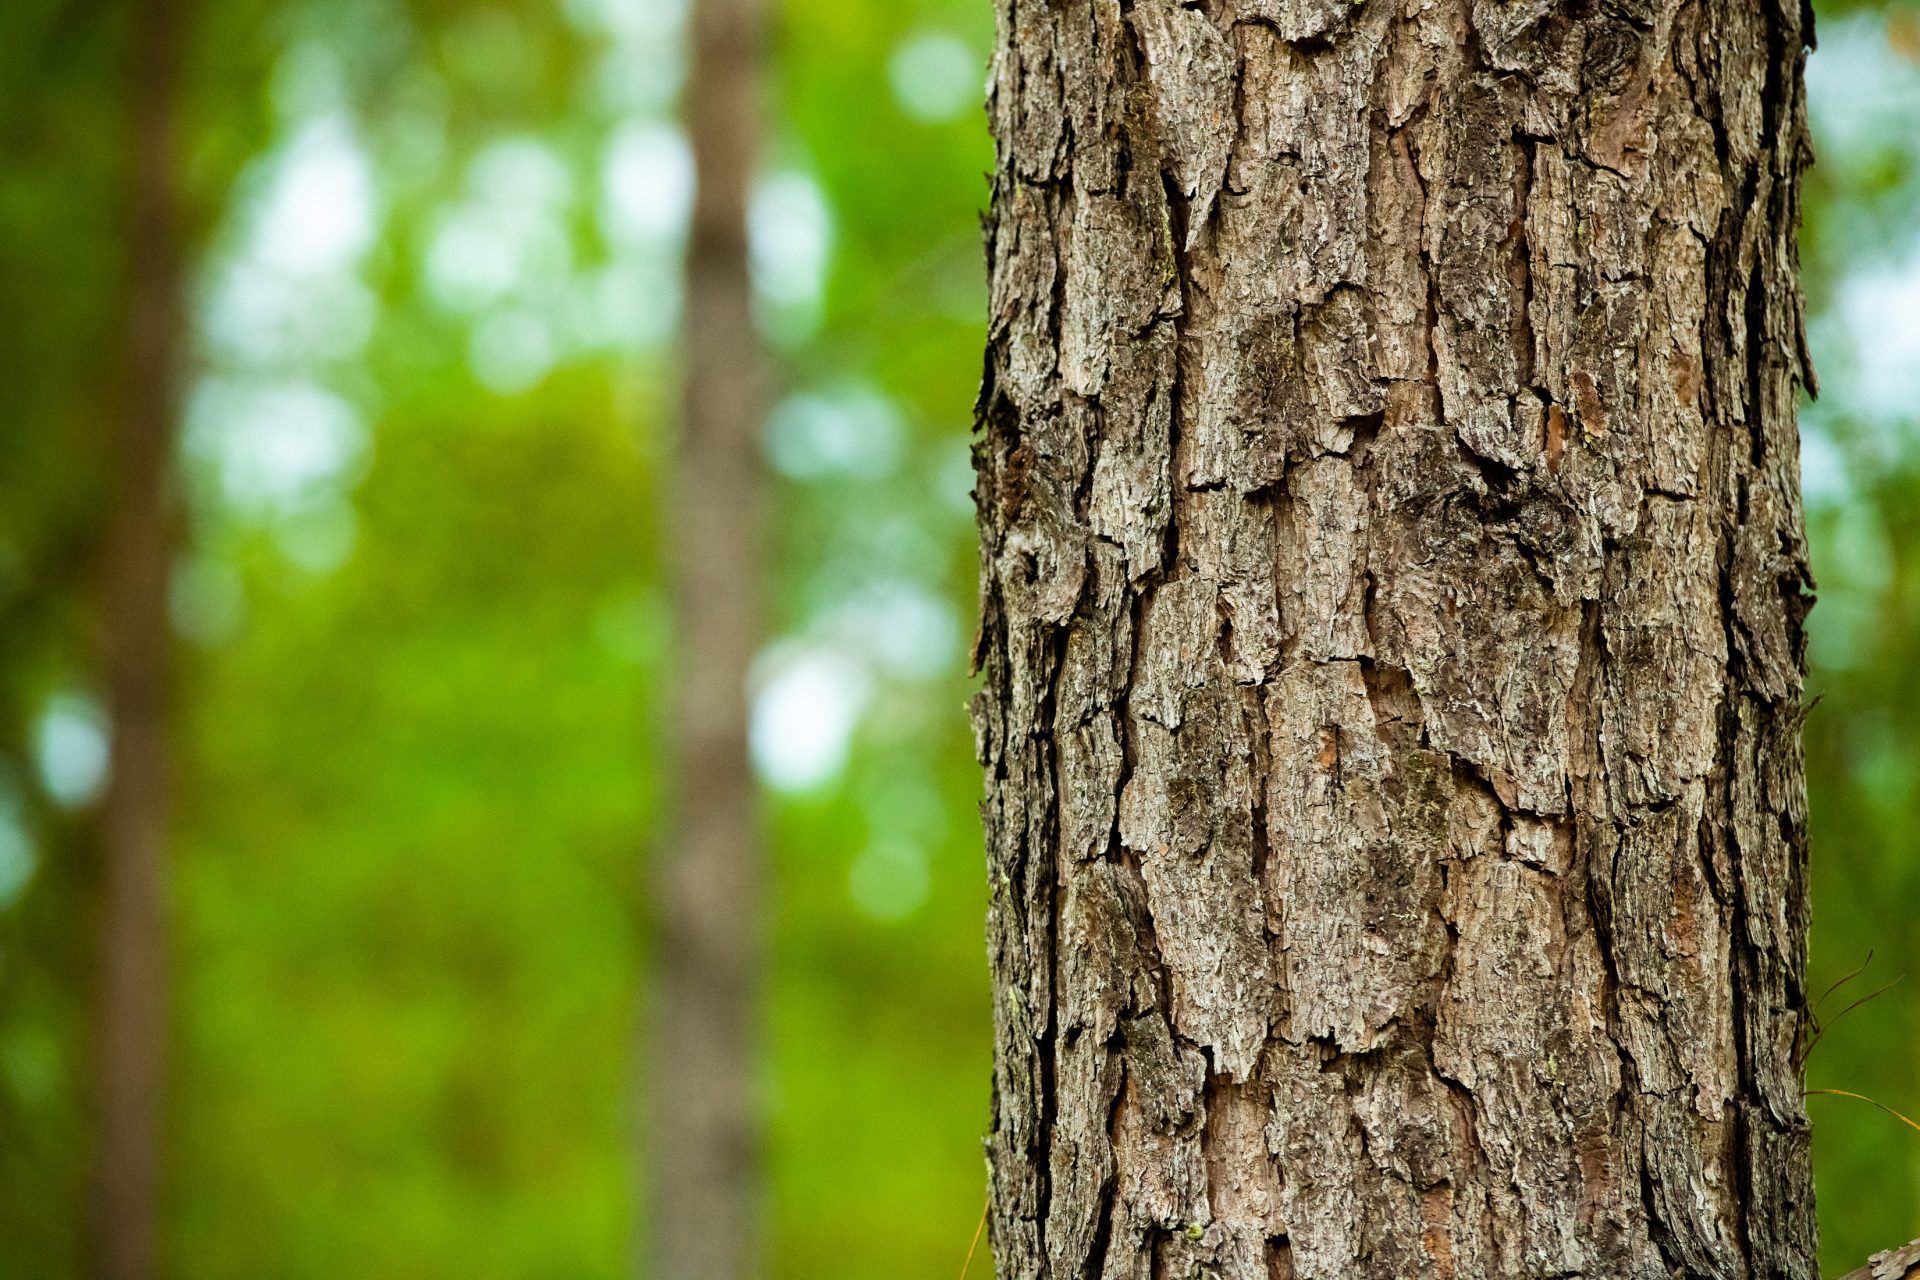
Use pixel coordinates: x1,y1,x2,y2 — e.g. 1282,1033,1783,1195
650,0,765,1274
971,0,1817,1275
1841,1241,1920,1280
93,1,188,1276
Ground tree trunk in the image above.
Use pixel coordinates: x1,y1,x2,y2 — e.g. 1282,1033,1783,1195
971,0,1817,1275
93,1,187,1276
650,0,765,1274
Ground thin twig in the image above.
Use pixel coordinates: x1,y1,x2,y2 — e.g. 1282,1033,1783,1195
1800,974,1902,1066
1828,978,1903,1031
1816,950,1876,1012
1806,1088,1920,1136
961,1197,988,1280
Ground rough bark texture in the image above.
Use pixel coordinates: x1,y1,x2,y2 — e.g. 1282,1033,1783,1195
971,0,1818,1275
650,0,765,1274
92,2,188,1276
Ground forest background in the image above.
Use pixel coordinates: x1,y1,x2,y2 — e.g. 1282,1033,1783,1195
2,0,1918,1275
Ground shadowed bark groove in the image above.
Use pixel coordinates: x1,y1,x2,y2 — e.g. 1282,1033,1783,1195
971,0,1819,1274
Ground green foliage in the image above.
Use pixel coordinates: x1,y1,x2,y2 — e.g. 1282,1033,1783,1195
174,381,653,1277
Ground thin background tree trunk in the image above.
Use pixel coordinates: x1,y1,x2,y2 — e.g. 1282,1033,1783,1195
93,0,188,1275
972,0,1818,1274
650,0,765,1273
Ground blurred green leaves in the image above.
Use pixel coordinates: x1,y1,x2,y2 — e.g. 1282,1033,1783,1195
1798,4,1920,1271
0,0,993,1274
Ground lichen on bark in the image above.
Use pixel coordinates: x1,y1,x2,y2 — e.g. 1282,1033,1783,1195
971,0,1820,1274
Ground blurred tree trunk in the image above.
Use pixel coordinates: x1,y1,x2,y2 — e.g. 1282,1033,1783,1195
650,0,764,1275
972,0,1818,1276
93,0,188,1276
